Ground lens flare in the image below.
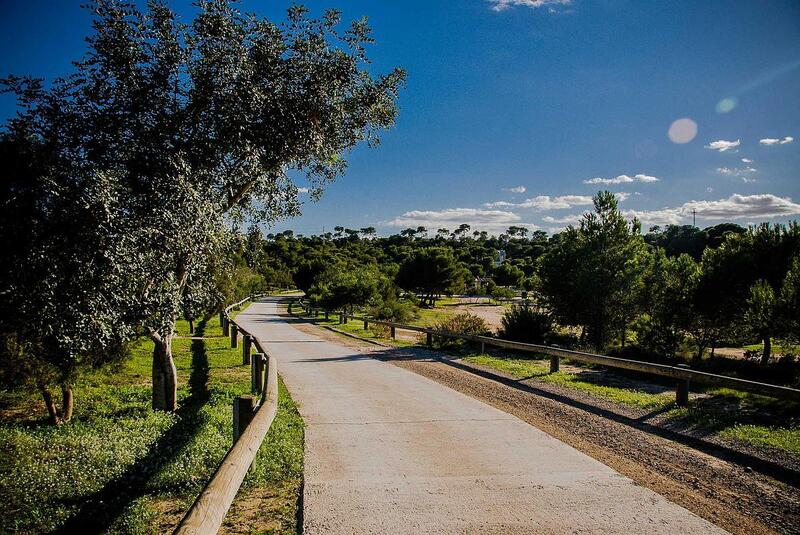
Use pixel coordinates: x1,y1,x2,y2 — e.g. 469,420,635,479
716,97,738,114
668,118,698,144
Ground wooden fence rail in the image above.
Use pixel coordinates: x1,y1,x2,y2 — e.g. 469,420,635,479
293,299,799,405
174,294,278,535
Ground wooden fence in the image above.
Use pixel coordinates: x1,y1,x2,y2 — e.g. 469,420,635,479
174,294,277,535
294,300,800,406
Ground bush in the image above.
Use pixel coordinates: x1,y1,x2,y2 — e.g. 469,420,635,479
499,304,553,344
432,313,490,349
491,286,515,303
369,298,418,323
544,331,579,349
607,343,674,365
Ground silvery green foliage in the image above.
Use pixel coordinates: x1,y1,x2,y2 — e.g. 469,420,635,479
2,1,403,406
0,142,135,388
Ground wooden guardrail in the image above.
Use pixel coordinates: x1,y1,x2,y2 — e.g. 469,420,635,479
293,299,800,405
175,294,277,535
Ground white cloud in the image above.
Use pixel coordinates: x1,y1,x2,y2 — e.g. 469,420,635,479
297,187,310,194
485,194,593,210
622,194,800,225
583,173,659,185
386,207,536,233
741,158,753,163
684,194,800,218
542,213,586,226
716,166,757,177
759,136,794,146
502,185,527,193
705,139,741,152
707,187,714,193
488,0,570,11
622,208,685,225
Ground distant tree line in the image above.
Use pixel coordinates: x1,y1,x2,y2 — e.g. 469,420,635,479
236,192,799,373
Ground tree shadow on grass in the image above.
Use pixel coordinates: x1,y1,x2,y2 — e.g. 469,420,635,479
54,320,211,534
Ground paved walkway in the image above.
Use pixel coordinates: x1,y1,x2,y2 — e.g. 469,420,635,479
236,298,726,534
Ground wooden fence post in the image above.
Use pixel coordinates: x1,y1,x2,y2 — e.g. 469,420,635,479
363,320,369,330
390,326,396,339
252,354,265,394
325,310,329,320
550,355,560,373
222,316,229,337
426,332,432,347
676,363,690,406
250,353,264,392
242,335,252,365
230,324,238,348
480,341,485,354
233,396,256,441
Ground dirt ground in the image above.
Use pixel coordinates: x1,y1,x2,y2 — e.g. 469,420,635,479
447,296,508,332
287,310,800,535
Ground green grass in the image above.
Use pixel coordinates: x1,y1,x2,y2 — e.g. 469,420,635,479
720,424,800,453
0,312,304,534
462,353,800,456
298,309,418,348
742,342,795,355
410,306,456,328
464,354,672,410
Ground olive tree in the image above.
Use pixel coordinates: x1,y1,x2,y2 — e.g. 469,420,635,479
2,1,405,411
0,137,134,423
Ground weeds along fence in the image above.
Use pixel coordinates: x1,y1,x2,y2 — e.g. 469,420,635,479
175,294,276,535
292,299,800,407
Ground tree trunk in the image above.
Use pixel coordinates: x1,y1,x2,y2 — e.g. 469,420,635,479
39,384,59,424
761,336,772,365
695,341,706,362
60,383,74,422
152,332,178,411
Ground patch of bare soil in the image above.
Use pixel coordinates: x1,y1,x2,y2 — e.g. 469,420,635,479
220,480,301,534
448,297,508,332
285,307,799,535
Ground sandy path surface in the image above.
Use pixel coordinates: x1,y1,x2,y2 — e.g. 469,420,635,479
236,298,726,534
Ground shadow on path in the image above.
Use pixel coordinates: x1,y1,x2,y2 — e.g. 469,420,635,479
55,320,211,534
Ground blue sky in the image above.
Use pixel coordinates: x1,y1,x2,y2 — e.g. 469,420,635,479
2,0,799,235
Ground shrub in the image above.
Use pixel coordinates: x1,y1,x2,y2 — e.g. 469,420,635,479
499,304,553,344
432,313,490,349
491,286,515,303
369,297,418,323
544,331,579,349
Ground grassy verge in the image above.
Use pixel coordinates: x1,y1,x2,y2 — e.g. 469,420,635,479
0,312,303,534
464,354,673,410
463,353,800,457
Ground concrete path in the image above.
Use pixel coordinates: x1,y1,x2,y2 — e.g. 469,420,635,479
236,298,726,534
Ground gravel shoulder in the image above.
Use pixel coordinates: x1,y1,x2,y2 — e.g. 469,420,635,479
284,308,800,535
